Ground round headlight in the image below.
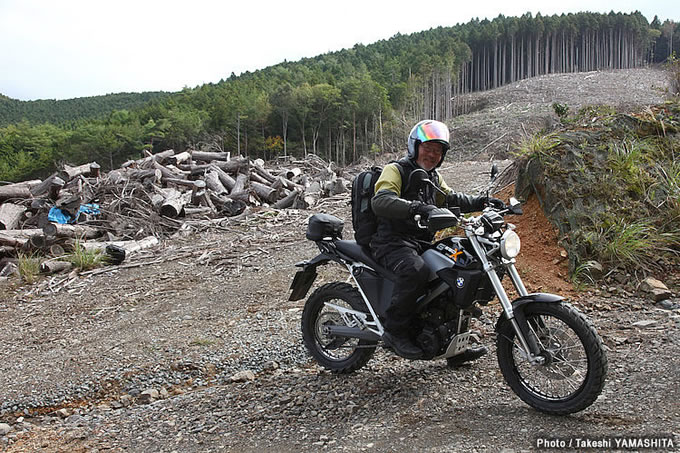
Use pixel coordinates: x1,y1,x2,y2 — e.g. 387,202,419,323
500,230,521,259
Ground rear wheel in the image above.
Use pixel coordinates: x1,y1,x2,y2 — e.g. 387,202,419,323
496,302,607,415
301,282,376,373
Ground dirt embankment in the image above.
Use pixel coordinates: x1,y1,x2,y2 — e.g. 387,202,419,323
1,68,678,452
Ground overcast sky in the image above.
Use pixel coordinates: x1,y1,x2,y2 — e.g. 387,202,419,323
1,0,678,101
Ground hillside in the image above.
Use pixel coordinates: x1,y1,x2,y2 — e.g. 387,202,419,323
0,68,678,451
2,11,671,184
0,91,170,126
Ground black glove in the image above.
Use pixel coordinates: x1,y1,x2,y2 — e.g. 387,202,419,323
485,197,505,209
409,201,438,219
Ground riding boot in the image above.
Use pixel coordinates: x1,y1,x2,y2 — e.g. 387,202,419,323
382,331,423,359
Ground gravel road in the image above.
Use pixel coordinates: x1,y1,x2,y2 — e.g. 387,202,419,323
1,68,679,452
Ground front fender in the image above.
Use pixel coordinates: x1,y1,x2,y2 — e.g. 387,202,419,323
511,292,564,310
495,293,564,334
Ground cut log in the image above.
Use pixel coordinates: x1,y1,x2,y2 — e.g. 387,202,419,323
63,162,100,180
184,206,214,216
137,149,175,169
0,234,27,248
249,172,271,186
205,169,229,196
0,183,32,200
164,178,203,189
40,260,73,274
213,157,248,174
210,195,247,216
49,243,67,256
272,176,299,191
81,236,159,254
43,223,102,239
209,165,236,191
252,162,277,183
251,181,278,204
29,173,66,199
0,229,44,239
191,180,216,212
0,203,26,230
324,179,347,195
169,151,191,165
28,235,50,250
159,189,189,218
280,167,302,180
106,169,128,185
273,188,301,209
232,174,248,194
153,161,184,181
190,151,230,162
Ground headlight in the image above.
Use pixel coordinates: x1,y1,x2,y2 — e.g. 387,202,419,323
500,230,521,259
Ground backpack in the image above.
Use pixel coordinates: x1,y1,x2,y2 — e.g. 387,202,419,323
351,162,406,246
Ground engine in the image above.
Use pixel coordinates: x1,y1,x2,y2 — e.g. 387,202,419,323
415,296,469,358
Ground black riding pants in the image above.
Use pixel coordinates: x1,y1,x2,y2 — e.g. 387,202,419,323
371,240,430,335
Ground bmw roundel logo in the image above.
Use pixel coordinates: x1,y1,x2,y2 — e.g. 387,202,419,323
456,277,465,288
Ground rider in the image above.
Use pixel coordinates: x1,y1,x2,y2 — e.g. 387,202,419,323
371,119,503,360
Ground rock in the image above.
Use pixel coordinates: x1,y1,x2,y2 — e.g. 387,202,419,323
65,414,85,425
55,408,70,418
651,288,672,302
587,261,604,280
658,300,676,310
120,395,133,407
263,361,279,371
0,423,11,436
139,389,159,404
0,262,18,278
640,277,671,301
631,320,657,328
230,370,255,383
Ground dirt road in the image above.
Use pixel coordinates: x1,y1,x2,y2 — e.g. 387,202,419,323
1,68,678,452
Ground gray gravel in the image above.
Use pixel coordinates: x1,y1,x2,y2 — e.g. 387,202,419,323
1,68,679,452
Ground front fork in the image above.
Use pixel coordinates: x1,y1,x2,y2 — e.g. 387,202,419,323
468,234,546,365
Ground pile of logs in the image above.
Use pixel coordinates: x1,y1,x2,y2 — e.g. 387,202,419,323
0,150,349,275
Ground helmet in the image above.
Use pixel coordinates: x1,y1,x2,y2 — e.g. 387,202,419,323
407,120,450,167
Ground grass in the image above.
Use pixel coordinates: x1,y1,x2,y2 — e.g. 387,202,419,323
189,338,217,347
513,132,561,159
17,252,41,284
518,99,680,280
600,220,659,268
66,240,104,271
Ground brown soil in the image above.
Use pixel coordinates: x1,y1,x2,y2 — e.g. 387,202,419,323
496,185,574,297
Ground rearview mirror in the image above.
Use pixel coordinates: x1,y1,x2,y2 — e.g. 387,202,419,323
490,163,499,181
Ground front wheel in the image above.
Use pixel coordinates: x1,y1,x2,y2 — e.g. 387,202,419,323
301,282,377,373
496,302,607,415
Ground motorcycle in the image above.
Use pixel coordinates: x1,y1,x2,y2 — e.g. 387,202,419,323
289,168,607,415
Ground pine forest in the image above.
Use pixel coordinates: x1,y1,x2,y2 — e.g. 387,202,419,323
0,11,678,182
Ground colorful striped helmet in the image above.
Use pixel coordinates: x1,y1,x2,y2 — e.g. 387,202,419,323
407,120,450,167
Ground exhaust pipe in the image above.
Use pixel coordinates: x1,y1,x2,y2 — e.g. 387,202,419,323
327,325,380,342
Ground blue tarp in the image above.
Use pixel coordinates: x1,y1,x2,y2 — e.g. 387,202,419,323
47,203,100,224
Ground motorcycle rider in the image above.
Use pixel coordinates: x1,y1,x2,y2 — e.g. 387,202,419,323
371,119,504,360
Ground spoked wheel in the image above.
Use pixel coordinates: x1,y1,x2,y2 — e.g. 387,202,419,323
301,282,376,373
496,302,607,415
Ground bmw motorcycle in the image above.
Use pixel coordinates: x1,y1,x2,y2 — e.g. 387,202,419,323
289,170,607,415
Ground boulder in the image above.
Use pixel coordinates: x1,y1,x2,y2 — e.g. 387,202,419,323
640,277,672,302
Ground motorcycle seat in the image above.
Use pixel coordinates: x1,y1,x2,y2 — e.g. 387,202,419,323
334,240,397,281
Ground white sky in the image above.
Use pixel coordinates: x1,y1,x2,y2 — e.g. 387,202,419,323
1,0,678,101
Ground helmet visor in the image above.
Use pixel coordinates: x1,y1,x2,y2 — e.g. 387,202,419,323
415,121,449,144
